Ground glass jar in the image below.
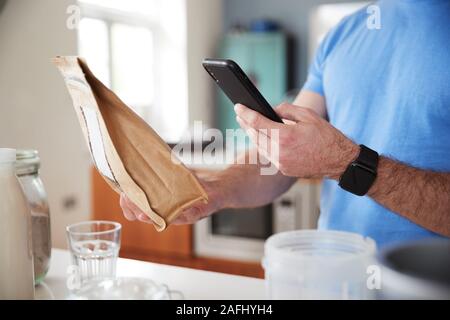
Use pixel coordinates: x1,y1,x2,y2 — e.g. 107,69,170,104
15,150,51,285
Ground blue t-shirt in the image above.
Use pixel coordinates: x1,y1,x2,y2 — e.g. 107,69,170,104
302,0,450,248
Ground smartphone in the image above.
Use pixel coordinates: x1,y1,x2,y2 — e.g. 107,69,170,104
202,58,283,123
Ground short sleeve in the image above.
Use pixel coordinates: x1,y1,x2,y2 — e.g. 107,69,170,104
302,12,357,97
302,42,327,96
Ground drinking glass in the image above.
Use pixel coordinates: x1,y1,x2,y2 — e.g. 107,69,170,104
66,221,121,285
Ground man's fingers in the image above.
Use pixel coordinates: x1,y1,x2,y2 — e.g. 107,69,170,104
237,116,277,164
122,207,136,221
275,103,318,123
123,194,143,214
120,193,153,224
120,193,207,225
120,194,136,221
237,117,271,153
275,103,303,122
137,213,153,224
234,104,283,132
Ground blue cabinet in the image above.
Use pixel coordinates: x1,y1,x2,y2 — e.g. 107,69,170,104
217,32,287,134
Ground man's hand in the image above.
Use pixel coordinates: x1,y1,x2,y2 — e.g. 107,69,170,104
235,102,359,179
120,170,226,225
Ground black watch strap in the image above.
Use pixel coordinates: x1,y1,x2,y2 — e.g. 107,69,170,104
338,145,379,196
358,145,379,172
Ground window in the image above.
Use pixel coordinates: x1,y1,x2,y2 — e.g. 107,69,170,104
78,0,188,143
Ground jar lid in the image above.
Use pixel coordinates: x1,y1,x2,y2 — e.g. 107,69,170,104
0,148,16,163
15,149,40,174
16,149,39,161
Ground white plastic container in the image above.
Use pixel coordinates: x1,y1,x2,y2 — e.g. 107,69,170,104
263,230,376,300
0,148,35,299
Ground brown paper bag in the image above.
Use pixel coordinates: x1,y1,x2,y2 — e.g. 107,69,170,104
53,56,208,231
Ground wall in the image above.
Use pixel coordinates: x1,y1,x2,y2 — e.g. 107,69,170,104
186,0,223,130
223,0,363,89
0,0,91,248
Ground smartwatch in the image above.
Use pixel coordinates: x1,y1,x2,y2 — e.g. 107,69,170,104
338,145,379,196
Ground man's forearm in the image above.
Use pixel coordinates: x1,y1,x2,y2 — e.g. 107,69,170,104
333,153,450,237
215,149,296,209
367,157,450,236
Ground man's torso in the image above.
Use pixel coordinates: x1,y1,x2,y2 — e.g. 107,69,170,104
317,0,450,247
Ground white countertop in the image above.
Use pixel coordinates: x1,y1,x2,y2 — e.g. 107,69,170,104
35,249,265,300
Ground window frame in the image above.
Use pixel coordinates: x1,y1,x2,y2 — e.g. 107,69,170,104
78,2,160,121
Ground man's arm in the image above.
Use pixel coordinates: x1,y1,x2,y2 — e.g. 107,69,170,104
235,90,450,237
214,151,297,208
120,149,296,224
293,90,327,119
366,158,450,236
120,91,325,224
296,91,450,235
330,152,450,237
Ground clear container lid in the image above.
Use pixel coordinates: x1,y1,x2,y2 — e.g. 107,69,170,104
68,277,182,300
15,149,40,176
263,229,376,269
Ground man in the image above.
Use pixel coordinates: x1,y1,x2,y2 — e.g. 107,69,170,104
120,0,450,247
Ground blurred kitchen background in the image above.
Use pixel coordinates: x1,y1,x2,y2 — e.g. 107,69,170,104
0,0,367,278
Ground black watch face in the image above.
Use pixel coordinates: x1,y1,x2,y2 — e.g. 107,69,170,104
339,163,377,196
